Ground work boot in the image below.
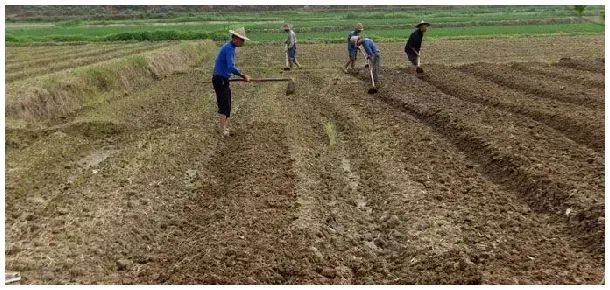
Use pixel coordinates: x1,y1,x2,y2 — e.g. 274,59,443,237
343,68,348,74
223,127,230,137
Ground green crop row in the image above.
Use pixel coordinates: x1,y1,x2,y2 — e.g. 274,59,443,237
6,22,604,44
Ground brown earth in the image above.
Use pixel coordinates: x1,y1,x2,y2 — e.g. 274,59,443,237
5,36,605,284
458,62,604,110
509,62,605,89
556,57,605,74
419,64,604,153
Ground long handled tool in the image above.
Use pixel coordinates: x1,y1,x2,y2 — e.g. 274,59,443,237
283,44,290,71
361,48,369,68
411,48,424,74
205,77,296,95
366,57,378,94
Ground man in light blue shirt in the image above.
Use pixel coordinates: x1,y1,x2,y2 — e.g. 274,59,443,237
355,36,381,86
212,27,251,137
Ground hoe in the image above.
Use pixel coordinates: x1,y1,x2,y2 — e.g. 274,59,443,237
367,58,378,94
412,48,424,74
206,77,296,95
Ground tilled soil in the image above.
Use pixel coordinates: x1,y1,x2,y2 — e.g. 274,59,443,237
509,62,605,89
458,62,604,110
419,64,604,153
5,39,605,284
555,57,605,74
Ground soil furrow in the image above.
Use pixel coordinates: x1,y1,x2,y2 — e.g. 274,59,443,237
370,69,603,257
458,63,604,110
6,43,147,73
555,57,605,74
6,43,171,82
509,62,605,89
236,75,391,283
6,45,103,63
419,64,604,153
5,38,606,285
320,70,603,283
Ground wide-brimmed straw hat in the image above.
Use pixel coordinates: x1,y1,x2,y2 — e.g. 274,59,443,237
415,20,430,28
350,35,360,45
355,23,364,31
229,27,250,41
281,23,291,30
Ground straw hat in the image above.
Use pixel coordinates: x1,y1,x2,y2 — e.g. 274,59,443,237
355,23,364,31
281,23,291,31
229,27,250,41
415,20,430,28
350,35,360,44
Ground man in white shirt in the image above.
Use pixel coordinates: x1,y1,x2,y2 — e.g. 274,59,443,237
283,24,302,70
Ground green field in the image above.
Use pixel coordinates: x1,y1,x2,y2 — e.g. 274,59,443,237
5,5,605,43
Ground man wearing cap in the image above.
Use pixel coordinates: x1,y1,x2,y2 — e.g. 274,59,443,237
354,36,381,86
343,23,364,74
212,27,251,137
283,24,301,70
405,21,430,74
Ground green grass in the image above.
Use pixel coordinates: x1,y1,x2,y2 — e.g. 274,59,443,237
5,6,605,44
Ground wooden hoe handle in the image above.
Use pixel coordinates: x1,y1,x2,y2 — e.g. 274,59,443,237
229,77,293,82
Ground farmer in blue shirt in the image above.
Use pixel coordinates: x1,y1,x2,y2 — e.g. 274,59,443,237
212,27,251,137
405,21,430,74
343,23,364,74
354,36,381,86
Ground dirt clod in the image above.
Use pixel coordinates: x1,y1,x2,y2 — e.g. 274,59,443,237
321,267,336,278
127,200,138,208
117,259,133,271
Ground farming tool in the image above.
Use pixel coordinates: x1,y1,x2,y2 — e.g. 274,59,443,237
362,48,369,68
283,44,290,71
205,77,296,95
366,57,378,94
411,48,424,74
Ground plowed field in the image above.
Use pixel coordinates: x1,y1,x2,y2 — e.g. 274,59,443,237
5,35,605,284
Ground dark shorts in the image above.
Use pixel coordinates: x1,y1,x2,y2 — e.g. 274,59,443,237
287,46,297,61
407,53,418,66
212,75,231,117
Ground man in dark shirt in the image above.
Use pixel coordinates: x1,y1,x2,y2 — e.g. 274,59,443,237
405,21,430,74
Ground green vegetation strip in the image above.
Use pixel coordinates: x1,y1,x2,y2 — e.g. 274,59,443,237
5,6,604,44
5,22,604,44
